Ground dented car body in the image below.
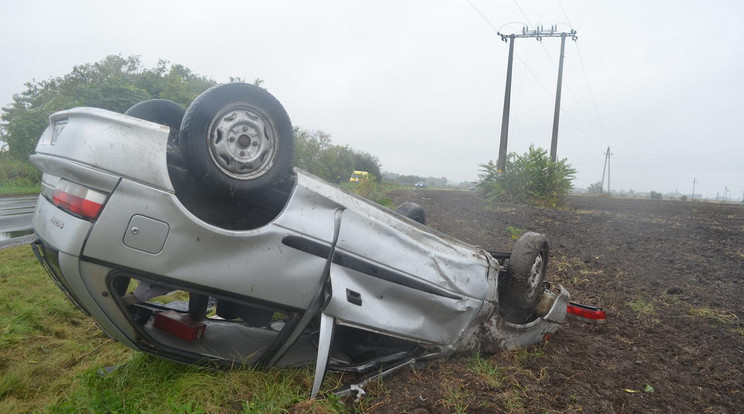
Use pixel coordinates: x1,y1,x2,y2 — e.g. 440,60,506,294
30,85,569,396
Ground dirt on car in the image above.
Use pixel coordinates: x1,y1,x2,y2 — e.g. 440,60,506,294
361,190,743,413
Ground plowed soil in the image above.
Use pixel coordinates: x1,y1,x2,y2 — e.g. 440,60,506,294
363,191,743,413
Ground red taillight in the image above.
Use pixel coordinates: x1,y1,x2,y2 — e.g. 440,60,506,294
567,302,607,324
51,179,107,219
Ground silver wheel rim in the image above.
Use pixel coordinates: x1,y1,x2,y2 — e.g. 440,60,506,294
207,102,278,180
526,254,544,297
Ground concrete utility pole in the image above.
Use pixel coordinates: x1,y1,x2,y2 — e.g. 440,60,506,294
496,25,578,169
550,32,567,162
497,34,515,172
691,178,697,201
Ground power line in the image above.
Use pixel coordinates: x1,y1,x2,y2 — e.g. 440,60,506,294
512,0,533,27
515,1,609,148
538,42,608,146
575,42,610,144
462,0,604,157
557,0,574,27
556,0,610,146
463,0,500,32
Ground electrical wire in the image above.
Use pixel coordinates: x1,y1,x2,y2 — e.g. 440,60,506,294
512,0,533,27
558,0,573,27
463,0,603,152
575,42,610,144
557,0,611,145
463,0,500,32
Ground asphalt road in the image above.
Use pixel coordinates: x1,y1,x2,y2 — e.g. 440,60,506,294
0,195,38,248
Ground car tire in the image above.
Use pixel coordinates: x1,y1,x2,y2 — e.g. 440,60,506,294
505,232,549,310
396,202,426,225
180,83,294,194
125,99,186,166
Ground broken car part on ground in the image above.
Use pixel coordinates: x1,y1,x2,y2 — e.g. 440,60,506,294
29,83,570,397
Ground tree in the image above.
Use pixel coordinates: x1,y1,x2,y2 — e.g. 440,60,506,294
478,145,576,207
0,55,215,161
292,127,382,183
587,181,603,195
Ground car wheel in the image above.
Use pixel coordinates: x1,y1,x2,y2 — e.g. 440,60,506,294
125,99,186,166
396,202,426,225
180,83,294,194
505,232,549,310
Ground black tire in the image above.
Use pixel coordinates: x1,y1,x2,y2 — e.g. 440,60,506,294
396,202,426,225
124,99,186,166
180,83,294,194
505,232,549,310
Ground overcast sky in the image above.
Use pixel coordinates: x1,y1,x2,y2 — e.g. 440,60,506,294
1,0,742,199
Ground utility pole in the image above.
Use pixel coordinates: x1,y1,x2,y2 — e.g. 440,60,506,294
496,34,515,172
550,32,567,162
497,25,577,169
600,146,612,194
691,178,697,201
607,147,611,194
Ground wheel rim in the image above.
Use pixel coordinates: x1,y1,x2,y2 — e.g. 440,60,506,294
526,253,545,297
207,102,278,180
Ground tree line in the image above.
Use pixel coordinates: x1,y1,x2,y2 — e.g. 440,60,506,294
0,55,381,186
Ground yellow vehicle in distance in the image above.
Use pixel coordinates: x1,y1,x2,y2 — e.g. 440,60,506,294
349,170,369,183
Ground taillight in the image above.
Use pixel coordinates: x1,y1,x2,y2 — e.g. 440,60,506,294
51,179,108,220
567,302,607,324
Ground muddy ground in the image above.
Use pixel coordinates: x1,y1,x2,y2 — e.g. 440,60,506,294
361,191,743,413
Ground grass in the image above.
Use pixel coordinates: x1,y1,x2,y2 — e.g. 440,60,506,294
441,380,473,414
628,297,656,315
0,246,347,413
0,246,130,413
0,183,39,196
687,306,739,325
467,352,504,387
506,226,524,241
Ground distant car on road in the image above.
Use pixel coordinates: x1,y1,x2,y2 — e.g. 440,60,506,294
349,170,369,183
415,181,426,189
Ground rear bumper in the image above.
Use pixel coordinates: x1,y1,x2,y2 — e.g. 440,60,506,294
31,239,90,316
30,236,137,348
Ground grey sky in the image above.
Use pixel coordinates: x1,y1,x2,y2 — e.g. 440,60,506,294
1,0,742,199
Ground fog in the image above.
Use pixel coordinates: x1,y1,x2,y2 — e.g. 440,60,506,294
1,0,742,199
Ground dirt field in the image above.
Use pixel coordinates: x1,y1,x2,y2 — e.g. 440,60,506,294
363,190,743,413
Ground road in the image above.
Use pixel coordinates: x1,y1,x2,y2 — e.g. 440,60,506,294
0,195,38,248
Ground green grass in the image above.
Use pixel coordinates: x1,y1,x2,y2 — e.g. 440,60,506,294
0,183,40,196
441,381,473,414
688,306,739,325
467,352,504,387
628,297,656,315
0,246,346,413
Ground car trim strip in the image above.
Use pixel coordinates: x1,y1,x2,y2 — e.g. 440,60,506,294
281,236,462,300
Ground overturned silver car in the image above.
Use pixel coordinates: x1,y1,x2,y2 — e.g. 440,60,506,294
30,83,569,397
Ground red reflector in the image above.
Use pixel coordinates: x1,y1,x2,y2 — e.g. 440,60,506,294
567,302,607,324
53,190,104,219
153,310,206,342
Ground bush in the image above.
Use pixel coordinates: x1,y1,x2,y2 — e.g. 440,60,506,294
649,191,663,200
478,146,576,208
0,157,41,187
292,127,382,183
342,174,394,208
587,181,603,195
